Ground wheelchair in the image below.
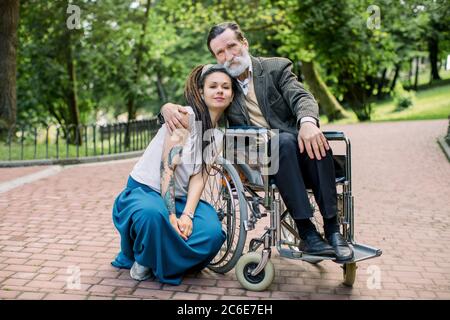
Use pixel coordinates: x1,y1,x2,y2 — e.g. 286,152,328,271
202,127,382,291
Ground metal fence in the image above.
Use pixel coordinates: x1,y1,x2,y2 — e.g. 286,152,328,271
0,119,159,162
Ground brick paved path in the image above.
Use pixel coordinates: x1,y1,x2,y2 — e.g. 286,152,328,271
0,120,449,300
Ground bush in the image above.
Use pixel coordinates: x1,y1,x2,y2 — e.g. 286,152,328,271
392,83,415,111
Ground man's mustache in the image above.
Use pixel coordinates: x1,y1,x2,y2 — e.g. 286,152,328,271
225,58,241,68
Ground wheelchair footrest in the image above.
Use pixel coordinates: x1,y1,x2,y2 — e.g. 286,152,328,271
333,242,382,265
277,242,382,264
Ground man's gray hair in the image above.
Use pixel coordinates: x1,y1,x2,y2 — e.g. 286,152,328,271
207,22,245,56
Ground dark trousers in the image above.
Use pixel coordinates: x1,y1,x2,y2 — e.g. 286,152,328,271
272,132,337,220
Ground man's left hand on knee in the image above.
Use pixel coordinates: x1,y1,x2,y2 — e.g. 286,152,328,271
298,122,330,160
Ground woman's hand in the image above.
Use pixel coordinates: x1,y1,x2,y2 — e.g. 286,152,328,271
169,214,188,240
177,215,193,240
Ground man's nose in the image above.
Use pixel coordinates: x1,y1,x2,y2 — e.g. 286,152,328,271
225,50,234,62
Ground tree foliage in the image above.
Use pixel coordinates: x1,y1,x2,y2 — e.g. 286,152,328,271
7,0,449,126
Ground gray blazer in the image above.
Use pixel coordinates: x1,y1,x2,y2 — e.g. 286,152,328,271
226,56,319,135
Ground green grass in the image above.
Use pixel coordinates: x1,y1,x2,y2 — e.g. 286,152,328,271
321,82,450,125
371,85,450,121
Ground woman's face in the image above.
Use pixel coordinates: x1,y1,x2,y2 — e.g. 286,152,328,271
202,72,234,112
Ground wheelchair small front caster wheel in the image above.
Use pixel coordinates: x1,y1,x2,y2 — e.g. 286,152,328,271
342,262,357,287
235,252,274,291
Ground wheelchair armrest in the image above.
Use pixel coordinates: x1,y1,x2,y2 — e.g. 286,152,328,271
323,131,347,141
225,128,348,144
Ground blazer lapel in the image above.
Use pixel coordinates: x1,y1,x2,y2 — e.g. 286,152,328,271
251,56,269,122
238,97,250,124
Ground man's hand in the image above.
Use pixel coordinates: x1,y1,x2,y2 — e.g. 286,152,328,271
169,214,188,241
177,215,193,240
161,103,190,135
298,122,330,160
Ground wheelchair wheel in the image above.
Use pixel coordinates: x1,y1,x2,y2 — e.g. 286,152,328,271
205,157,248,274
235,252,274,291
342,262,357,287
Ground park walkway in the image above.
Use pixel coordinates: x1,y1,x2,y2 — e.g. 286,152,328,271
0,119,449,300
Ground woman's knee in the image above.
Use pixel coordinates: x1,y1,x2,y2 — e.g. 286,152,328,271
134,205,166,227
207,220,226,248
196,204,225,242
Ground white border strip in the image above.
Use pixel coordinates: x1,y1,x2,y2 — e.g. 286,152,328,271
0,166,63,194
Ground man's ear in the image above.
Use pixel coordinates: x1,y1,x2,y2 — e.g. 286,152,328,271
242,38,249,49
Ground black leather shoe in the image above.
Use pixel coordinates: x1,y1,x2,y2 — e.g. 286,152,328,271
326,232,354,262
299,231,336,257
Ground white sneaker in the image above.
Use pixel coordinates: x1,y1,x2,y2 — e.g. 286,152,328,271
130,261,152,281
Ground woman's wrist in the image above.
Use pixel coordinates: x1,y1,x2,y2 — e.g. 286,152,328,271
181,211,194,220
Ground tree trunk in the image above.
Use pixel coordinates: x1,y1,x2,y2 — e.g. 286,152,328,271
408,58,413,86
376,68,387,100
125,0,152,148
367,75,376,98
389,63,401,93
344,83,371,121
300,60,347,121
156,69,167,104
428,35,441,83
0,0,19,137
413,57,420,91
65,31,81,145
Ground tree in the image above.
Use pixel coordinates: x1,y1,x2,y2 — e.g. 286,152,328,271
0,0,19,135
126,0,152,123
422,0,450,83
274,10,347,120
279,0,403,121
14,0,447,129
124,0,153,147
17,1,84,144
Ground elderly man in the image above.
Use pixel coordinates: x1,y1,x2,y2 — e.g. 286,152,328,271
160,22,353,261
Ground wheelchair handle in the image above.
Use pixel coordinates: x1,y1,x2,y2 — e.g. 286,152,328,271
323,130,352,191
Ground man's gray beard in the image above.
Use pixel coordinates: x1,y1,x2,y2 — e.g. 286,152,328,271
223,51,251,78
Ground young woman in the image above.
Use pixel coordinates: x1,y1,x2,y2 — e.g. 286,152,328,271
111,64,240,285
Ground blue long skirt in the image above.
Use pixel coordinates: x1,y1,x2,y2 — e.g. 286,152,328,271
111,176,226,285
